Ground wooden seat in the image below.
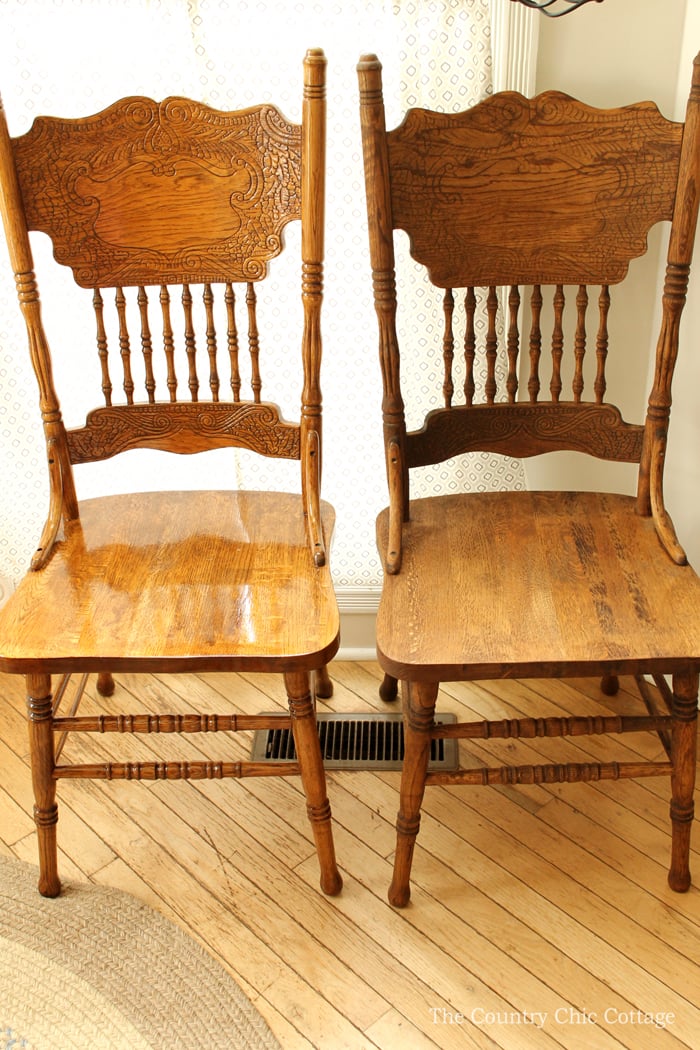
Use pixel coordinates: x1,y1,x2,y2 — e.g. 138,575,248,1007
0,48,342,898
358,51,700,906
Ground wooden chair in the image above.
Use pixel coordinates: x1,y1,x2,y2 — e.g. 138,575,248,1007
0,48,342,898
358,52,700,906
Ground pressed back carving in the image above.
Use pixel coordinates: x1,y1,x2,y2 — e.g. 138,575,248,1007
14,98,301,286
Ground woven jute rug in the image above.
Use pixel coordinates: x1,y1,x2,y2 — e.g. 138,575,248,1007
0,856,281,1050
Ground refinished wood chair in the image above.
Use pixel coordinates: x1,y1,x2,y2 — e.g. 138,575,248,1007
358,52,700,906
0,48,342,898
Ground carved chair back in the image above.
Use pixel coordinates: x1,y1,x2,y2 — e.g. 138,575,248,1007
0,49,327,564
358,54,700,571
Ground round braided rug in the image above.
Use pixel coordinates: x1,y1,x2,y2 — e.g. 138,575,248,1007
0,856,281,1050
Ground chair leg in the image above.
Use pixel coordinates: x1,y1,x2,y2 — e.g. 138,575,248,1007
379,673,399,703
285,670,342,896
600,674,619,696
389,679,439,907
96,671,116,696
668,670,698,892
26,673,60,898
314,664,333,700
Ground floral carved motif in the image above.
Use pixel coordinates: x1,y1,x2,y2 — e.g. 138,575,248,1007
14,98,302,287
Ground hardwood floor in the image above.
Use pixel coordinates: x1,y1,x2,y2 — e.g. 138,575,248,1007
1,663,699,1049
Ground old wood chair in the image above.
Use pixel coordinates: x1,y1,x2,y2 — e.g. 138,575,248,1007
0,48,342,898
358,52,700,906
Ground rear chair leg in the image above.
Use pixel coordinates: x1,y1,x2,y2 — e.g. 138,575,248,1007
285,670,342,896
389,680,439,907
26,672,60,897
379,673,398,703
314,664,333,700
600,673,619,696
96,672,116,696
668,670,698,892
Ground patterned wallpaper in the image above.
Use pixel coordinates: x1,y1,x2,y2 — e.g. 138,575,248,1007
0,0,524,600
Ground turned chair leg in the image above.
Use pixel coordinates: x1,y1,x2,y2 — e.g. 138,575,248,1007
389,679,439,907
668,670,698,892
26,672,60,897
285,670,342,896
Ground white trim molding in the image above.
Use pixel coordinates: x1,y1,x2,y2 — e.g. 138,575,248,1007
335,586,380,661
490,0,540,95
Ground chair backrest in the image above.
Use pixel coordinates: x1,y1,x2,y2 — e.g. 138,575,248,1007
358,53,700,570
0,48,328,565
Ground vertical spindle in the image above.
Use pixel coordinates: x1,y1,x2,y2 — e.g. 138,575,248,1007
442,288,454,408
550,284,565,403
225,283,241,402
573,284,588,403
138,286,156,403
115,287,134,405
528,285,542,403
594,285,610,404
182,283,198,402
246,283,262,404
203,283,219,401
485,286,498,404
160,285,177,402
506,285,520,403
93,288,112,407
464,287,476,406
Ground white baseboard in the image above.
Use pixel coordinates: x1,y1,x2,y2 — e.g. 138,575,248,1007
335,586,380,661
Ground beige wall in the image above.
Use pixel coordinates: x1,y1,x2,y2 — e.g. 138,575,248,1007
662,5,700,567
525,0,698,539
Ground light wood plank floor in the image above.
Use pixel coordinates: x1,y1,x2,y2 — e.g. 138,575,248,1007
1,663,699,1049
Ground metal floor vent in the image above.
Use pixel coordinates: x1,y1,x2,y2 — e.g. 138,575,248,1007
251,712,458,771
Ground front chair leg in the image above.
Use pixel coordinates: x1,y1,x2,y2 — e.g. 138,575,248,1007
389,679,439,907
285,670,342,896
668,669,698,892
26,672,60,897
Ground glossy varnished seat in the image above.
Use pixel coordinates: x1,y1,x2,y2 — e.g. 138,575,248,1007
359,52,700,907
0,492,338,670
0,48,342,898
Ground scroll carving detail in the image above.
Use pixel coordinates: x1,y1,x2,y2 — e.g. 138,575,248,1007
406,402,645,466
14,98,302,287
66,402,301,462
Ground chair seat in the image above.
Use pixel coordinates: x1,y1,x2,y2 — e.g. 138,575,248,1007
376,490,700,680
0,490,339,674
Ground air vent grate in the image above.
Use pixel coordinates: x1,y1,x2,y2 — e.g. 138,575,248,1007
250,712,458,771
